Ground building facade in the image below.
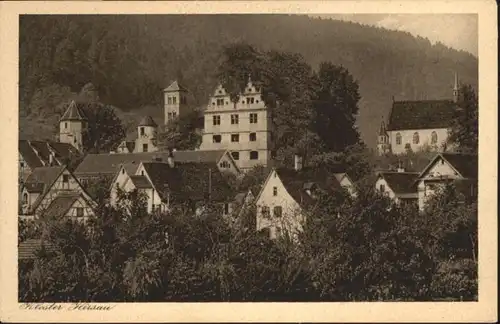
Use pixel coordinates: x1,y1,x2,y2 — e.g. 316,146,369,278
377,74,461,155
163,81,191,125
199,77,273,170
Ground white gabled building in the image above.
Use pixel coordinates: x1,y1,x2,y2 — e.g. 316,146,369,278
415,152,478,211
254,156,357,240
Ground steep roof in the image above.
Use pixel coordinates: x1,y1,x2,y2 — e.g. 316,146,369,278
138,116,158,127
60,100,87,121
18,239,57,260
164,80,188,93
387,100,457,131
130,175,153,189
19,140,44,169
19,140,81,169
268,167,350,208
43,192,81,219
75,150,228,176
141,161,232,204
378,171,419,195
24,165,66,212
418,152,478,180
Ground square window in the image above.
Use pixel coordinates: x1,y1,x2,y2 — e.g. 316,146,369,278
379,184,385,192
231,151,240,160
249,132,257,141
273,206,282,217
20,161,25,168
213,115,221,125
273,186,277,196
213,135,222,143
168,97,172,104
172,111,177,118
143,144,148,152
231,134,239,142
231,114,239,124
62,174,69,183
250,151,259,160
140,127,145,136
173,97,177,105
76,207,84,218
249,113,258,123
261,206,270,218
64,122,68,129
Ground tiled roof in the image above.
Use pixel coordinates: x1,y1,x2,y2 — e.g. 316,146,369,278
164,80,188,93
75,150,227,176
387,100,457,131
138,116,158,127
24,182,45,193
24,166,65,211
19,140,81,170
275,167,349,208
19,140,43,169
60,100,87,121
18,239,57,260
378,172,419,195
440,153,478,179
130,175,153,189
43,192,80,219
142,161,232,204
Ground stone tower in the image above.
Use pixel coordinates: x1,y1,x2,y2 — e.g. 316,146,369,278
135,116,158,153
377,118,390,155
59,100,86,152
163,80,189,126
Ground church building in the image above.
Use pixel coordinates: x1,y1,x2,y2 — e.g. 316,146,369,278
378,74,461,155
199,76,274,170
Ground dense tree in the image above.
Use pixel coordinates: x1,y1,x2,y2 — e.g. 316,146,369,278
156,110,202,151
313,62,361,151
448,84,478,154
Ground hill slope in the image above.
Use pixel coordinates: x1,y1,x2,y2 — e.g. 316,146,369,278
19,14,478,148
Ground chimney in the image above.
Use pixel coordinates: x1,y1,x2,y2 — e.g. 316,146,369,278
167,148,174,168
294,154,303,171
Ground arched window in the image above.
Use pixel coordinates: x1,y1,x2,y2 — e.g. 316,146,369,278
431,131,438,144
413,132,420,144
395,133,402,145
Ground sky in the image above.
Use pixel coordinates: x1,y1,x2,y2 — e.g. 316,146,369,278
316,14,478,57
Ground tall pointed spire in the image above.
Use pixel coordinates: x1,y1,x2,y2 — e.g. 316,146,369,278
453,72,460,103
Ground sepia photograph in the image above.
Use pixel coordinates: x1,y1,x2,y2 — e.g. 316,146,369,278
0,0,497,322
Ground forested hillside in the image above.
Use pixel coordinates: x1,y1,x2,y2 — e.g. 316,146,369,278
19,14,478,148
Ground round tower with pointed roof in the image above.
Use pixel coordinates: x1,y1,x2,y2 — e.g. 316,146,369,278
59,100,87,152
163,80,189,126
135,115,158,153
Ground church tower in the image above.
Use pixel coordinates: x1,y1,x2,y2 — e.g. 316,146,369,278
163,80,189,126
453,72,460,103
135,116,158,153
377,118,390,155
59,100,86,152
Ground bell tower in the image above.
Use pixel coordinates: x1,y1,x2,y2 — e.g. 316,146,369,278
59,100,86,152
377,118,390,155
163,80,189,126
